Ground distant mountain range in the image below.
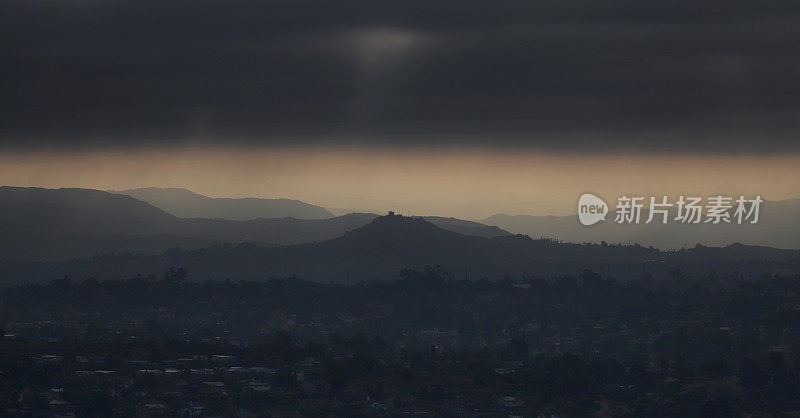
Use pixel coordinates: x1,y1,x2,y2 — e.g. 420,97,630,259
484,199,800,250
0,186,798,284
110,187,334,220
0,187,508,261
1,213,797,285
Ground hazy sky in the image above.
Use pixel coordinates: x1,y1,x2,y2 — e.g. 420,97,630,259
2,146,798,219
2,1,799,218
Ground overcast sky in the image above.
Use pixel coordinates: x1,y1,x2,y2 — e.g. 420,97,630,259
3,0,800,152
2,1,800,217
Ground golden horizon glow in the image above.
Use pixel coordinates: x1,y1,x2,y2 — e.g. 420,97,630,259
1,145,799,219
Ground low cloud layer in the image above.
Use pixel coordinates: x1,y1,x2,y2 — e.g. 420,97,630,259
2,0,800,152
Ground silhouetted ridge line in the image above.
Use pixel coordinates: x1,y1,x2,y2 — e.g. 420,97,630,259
111,187,334,220
0,188,510,261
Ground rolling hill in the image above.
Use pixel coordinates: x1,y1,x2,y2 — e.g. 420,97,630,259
1,213,797,285
0,187,508,261
110,187,334,220
484,199,800,249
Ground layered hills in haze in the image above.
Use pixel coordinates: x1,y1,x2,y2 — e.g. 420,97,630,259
1,186,797,286
485,199,800,250
111,187,334,220
0,187,508,261
2,212,797,285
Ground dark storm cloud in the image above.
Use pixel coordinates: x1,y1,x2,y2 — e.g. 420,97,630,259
2,0,800,152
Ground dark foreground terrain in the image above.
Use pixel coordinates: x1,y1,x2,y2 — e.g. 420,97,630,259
2,267,800,416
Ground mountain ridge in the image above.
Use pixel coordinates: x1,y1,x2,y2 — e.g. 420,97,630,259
0,187,509,261
110,187,334,220
2,213,797,285
484,199,800,249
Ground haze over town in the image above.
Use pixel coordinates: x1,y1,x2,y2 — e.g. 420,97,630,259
3,0,800,416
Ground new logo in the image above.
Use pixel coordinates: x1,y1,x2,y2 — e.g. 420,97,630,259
578,193,608,226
